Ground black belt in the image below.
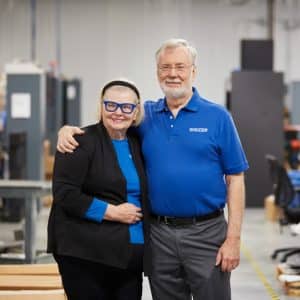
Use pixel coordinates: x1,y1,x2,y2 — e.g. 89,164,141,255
151,209,223,226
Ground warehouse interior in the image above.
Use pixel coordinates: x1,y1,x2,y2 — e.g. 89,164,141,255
1,0,300,299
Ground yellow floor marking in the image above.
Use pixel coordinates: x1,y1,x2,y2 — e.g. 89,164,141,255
241,243,280,300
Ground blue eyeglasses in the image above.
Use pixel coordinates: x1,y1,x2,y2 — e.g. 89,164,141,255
103,100,137,114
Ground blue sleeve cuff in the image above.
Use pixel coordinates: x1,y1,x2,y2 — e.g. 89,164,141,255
85,198,108,223
224,162,249,175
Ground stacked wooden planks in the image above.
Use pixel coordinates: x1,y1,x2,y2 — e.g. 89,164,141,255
0,263,66,300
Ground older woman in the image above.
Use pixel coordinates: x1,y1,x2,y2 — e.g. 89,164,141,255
47,79,150,300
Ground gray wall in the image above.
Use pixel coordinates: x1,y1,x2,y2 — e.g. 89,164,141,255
1,0,300,125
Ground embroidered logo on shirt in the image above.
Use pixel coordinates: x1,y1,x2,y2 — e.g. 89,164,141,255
189,128,208,133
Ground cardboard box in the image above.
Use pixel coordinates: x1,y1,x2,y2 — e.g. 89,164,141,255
264,194,281,222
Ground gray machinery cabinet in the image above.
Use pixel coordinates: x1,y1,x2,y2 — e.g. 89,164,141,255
46,73,63,154
63,78,81,126
290,81,300,125
231,71,284,207
3,63,46,221
5,63,45,180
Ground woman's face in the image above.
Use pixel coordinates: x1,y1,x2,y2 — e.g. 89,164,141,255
101,87,138,137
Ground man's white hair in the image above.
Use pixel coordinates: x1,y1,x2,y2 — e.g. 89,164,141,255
155,38,197,65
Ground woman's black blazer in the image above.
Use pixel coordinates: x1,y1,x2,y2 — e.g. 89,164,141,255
47,122,151,273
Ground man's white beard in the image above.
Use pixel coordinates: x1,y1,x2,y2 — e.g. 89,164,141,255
161,85,187,99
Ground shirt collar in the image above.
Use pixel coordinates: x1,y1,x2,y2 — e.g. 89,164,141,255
154,98,168,112
154,87,201,113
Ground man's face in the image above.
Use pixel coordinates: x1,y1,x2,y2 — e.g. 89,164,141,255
157,46,196,100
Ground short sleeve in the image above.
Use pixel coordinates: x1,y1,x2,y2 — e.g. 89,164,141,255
217,110,249,175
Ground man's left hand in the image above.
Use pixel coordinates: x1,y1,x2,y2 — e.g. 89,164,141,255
215,237,240,272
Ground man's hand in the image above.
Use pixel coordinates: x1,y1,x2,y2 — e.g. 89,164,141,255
57,125,84,153
105,203,143,224
215,237,240,272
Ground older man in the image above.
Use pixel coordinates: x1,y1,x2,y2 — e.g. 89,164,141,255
57,38,249,300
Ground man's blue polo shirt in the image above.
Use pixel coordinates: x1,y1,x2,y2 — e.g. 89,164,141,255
138,88,249,217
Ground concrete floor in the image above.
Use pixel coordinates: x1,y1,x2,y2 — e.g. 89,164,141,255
1,207,300,299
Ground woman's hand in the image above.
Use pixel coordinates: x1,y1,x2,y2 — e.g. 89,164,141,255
57,125,84,153
105,203,143,224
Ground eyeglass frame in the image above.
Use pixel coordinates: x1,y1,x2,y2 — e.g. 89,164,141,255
157,63,194,74
103,100,138,114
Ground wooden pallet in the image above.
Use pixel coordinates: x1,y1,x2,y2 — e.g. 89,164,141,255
0,263,66,300
0,263,59,275
0,289,66,300
277,263,300,296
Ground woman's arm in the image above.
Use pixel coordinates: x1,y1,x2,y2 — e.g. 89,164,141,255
53,140,142,224
52,145,94,218
86,198,142,224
